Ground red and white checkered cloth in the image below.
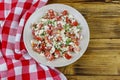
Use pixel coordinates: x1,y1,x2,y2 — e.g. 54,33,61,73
0,0,67,80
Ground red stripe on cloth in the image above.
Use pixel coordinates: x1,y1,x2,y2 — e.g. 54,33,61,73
0,42,1,50
22,73,30,80
0,0,66,79
23,2,32,10
12,2,17,8
0,3,5,20
49,68,61,78
0,3,4,10
2,27,10,35
21,60,30,66
2,41,7,49
20,41,26,51
8,76,15,80
36,64,46,79
6,13,14,21
7,60,15,79
38,70,46,79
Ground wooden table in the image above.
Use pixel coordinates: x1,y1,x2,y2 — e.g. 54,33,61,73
48,0,120,80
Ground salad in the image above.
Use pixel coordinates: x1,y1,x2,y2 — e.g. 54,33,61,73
31,9,82,61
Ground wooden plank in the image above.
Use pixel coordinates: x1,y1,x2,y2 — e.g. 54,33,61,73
88,17,120,39
66,76,120,80
48,0,105,3
48,0,120,3
112,0,120,3
47,2,120,39
57,67,65,73
88,39,120,50
48,1,120,79
105,0,112,2
85,49,120,55
64,54,118,75
65,3,120,39
57,39,120,75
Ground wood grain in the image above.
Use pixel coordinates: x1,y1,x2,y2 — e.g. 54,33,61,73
62,3,120,39
48,2,120,39
67,76,120,80
112,0,120,3
88,39,120,50
105,0,112,2
48,0,120,3
48,1,120,80
63,39,120,75
57,39,120,79
48,0,104,3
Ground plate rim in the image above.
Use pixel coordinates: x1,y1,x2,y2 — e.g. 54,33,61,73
23,3,90,67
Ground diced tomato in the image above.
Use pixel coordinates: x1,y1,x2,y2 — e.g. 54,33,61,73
56,16,62,21
69,45,74,52
63,52,72,60
75,41,79,46
54,49,60,57
57,36,62,41
55,49,60,54
47,29,53,36
45,51,50,57
66,17,71,23
48,9,55,19
33,35,41,41
57,23,63,30
45,51,54,61
62,10,68,15
35,36,42,41
38,23,43,29
49,15,55,19
72,21,78,26
48,9,54,13
40,43,46,51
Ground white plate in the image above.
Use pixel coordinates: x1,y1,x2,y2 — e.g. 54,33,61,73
23,4,90,67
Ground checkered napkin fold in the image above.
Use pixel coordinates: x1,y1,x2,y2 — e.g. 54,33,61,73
0,0,67,80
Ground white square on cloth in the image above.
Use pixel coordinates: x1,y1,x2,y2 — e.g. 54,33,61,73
29,64,37,73
5,0,11,3
14,66,22,75
46,77,54,80
8,35,15,43
11,21,18,29
0,63,7,71
5,10,10,19
14,7,23,15
15,33,21,42
6,49,14,55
